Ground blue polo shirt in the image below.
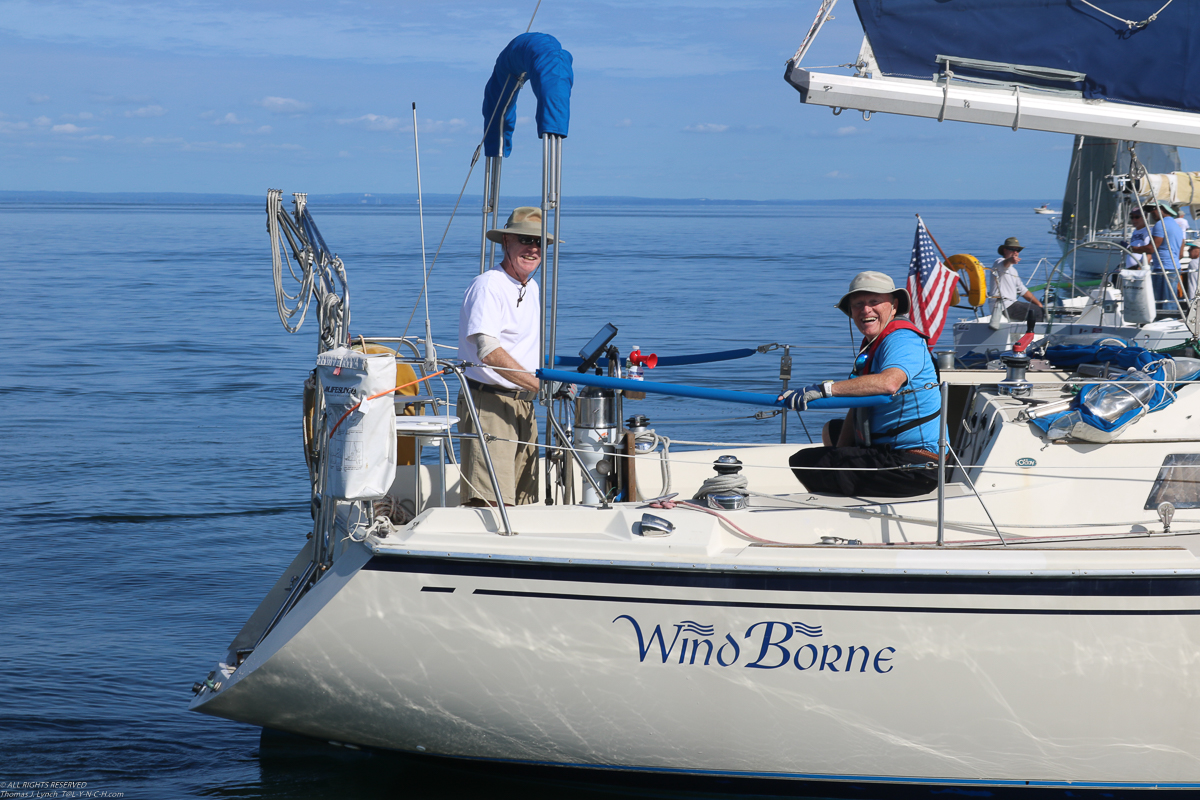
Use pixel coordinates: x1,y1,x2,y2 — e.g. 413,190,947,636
1151,219,1184,271
866,328,940,452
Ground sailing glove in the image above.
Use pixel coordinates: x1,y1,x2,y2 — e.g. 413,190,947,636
778,382,828,411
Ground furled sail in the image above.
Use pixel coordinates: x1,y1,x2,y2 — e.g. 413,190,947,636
852,0,1200,114
1060,137,1181,238
1133,172,1200,208
785,1,1200,148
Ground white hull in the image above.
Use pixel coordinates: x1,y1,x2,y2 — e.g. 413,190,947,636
194,376,1200,791
952,316,1193,359
195,521,1200,789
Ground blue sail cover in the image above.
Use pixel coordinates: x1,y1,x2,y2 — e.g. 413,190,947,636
482,33,573,158
853,0,1200,114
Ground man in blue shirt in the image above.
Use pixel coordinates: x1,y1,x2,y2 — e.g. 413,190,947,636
1132,202,1185,314
780,271,942,497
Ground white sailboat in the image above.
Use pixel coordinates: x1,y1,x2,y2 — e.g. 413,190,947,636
192,5,1200,795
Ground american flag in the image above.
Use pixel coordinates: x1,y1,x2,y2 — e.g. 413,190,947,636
906,217,959,347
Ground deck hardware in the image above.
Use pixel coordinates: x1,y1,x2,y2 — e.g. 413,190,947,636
638,514,675,537
1158,502,1175,533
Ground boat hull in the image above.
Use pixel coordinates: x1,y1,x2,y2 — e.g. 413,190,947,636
194,546,1200,791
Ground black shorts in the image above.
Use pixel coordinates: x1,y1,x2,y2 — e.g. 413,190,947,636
788,445,940,498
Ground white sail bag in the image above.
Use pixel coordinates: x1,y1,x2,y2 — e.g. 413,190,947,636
316,347,397,500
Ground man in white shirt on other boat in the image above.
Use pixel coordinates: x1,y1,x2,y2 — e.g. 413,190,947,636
456,207,547,507
1187,241,1200,299
1125,206,1151,269
992,237,1044,323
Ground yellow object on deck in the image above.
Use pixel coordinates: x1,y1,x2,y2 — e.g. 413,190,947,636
946,253,988,307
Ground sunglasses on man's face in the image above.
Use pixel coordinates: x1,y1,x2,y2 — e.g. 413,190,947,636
516,235,542,247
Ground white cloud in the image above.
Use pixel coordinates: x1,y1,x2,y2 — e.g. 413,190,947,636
0,121,30,132
685,123,728,133
836,126,857,136
51,123,87,133
615,118,632,128
126,105,166,118
338,113,402,131
213,112,248,125
34,116,52,126
825,170,850,179
28,94,50,104
251,125,272,135
260,96,310,114
337,150,351,158
55,156,79,162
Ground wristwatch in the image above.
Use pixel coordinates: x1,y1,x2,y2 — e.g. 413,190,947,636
821,380,834,397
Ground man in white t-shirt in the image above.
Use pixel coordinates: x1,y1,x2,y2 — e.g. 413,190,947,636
1125,206,1151,268
992,237,1044,323
456,207,550,506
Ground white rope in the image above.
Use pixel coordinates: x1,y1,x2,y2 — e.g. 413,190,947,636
268,189,315,333
1077,0,1175,29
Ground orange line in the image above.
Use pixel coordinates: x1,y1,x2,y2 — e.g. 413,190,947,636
329,371,443,438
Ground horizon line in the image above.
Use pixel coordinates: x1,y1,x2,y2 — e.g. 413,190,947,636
0,190,1055,206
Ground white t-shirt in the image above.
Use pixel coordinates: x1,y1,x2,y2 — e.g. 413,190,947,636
459,267,540,389
1177,215,1190,239
992,257,1028,307
1126,227,1151,268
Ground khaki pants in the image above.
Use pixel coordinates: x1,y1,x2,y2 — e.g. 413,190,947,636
456,390,538,505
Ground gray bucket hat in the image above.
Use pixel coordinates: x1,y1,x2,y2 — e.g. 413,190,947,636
836,271,911,316
997,236,1025,255
485,206,559,245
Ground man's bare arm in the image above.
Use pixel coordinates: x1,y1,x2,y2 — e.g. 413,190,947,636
480,347,541,392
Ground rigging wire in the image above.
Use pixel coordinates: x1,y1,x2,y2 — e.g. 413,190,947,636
401,73,526,340
1077,0,1175,30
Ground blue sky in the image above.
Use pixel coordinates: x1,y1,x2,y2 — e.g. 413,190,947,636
1,0,1193,200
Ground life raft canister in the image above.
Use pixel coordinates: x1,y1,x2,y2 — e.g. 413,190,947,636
946,253,987,307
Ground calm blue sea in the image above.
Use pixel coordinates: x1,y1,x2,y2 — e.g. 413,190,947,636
1,198,1058,798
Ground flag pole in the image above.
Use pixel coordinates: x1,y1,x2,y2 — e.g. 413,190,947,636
916,213,951,263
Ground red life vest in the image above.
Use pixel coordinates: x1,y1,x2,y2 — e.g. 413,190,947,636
859,318,928,376
854,319,936,446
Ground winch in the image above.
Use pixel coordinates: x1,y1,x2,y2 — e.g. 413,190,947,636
693,454,749,510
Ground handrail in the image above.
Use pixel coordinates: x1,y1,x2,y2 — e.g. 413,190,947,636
537,367,891,409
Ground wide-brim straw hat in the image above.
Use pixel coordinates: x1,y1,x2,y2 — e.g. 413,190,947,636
485,206,559,244
997,236,1025,255
836,271,911,317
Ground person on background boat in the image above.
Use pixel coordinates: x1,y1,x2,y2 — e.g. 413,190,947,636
992,237,1044,323
456,207,547,506
780,271,942,497
1125,207,1151,269
1187,240,1200,299
1133,202,1185,314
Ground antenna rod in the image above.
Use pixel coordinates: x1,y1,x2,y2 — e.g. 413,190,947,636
413,102,436,373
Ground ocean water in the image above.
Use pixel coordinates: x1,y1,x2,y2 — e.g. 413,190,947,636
1,198,1059,798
